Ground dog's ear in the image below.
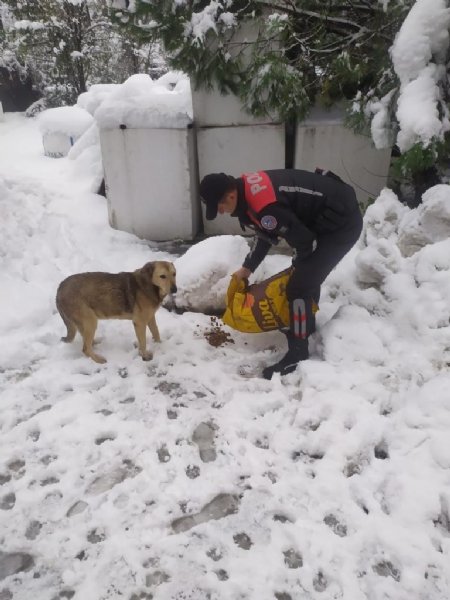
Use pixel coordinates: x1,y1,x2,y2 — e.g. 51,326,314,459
135,262,155,290
142,262,155,281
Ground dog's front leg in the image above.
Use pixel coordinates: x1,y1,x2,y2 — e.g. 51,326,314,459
133,319,152,361
147,315,161,343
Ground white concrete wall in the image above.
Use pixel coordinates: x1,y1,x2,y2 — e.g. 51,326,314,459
295,110,391,207
197,118,391,235
192,87,274,127
192,18,279,127
100,127,200,241
98,96,391,241
197,124,285,235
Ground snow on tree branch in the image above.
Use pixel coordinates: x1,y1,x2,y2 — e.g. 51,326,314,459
390,0,450,151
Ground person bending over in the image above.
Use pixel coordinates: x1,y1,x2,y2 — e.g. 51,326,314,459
200,168,363,379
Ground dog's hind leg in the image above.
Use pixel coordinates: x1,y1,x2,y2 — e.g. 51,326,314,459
79,314,106,364
58,307,77,343
62,321,77,343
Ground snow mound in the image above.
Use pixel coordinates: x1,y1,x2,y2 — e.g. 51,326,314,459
38,105,94,138
174,236,250,312
77,84,120,116
397,184,450,256
94,72,193,130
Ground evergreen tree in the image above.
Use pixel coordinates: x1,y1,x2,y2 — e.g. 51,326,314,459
1,8,40,110
113,1,412,120
0,0,166,107
115,0,450,198
351,0,450,206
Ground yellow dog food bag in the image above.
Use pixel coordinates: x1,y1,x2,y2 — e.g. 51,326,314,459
222,269,304,333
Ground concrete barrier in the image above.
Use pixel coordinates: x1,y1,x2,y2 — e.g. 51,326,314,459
295,108,391,208
100,126,200,241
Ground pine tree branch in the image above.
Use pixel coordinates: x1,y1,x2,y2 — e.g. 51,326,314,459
256,1,363,32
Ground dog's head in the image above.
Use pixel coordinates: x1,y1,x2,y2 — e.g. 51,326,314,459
138,261,177,299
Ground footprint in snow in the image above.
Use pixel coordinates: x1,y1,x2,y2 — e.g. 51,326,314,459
323,514,347,537
192,422,217,462
172,493,239,533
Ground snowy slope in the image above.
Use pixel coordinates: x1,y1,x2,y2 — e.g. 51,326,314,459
0,114,449,600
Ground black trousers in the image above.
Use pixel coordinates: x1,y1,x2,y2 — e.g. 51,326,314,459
286,204,363,339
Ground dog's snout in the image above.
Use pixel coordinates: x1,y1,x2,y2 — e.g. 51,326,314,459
171,284,177,294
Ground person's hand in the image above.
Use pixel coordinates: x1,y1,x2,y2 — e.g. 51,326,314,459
233,267,252,282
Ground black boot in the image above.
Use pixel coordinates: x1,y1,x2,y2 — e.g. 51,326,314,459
262,334,309,380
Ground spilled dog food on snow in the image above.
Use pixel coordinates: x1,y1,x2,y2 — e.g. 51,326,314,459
198,316,235,347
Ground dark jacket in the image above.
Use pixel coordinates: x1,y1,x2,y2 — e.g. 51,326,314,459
234,169,358,272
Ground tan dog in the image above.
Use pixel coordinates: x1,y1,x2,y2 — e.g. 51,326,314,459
56,261,177,363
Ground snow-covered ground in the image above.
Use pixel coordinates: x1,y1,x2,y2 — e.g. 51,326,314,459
1,114,450,600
